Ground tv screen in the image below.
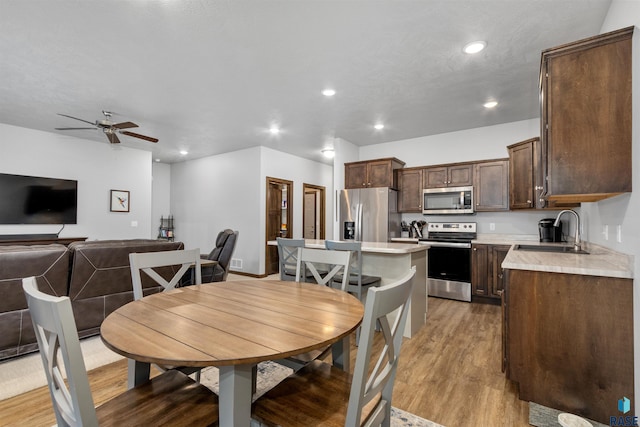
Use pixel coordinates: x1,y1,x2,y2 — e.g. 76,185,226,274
0,173,78,224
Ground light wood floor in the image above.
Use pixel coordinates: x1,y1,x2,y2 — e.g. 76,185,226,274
0,297,529,426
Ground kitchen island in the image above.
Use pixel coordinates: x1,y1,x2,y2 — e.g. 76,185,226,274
268,239,428,338
502,242,633,424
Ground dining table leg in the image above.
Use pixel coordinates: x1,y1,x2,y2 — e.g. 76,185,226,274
127,359,151,389
331,336,351,372
218,364,254,427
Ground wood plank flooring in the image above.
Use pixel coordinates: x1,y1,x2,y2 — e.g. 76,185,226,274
0,297,529,426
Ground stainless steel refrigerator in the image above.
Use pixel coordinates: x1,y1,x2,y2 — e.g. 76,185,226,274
339,187,399,242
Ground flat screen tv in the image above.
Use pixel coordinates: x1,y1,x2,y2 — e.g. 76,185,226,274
0,173,78,224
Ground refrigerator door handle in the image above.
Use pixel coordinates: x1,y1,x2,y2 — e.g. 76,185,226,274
357,203,362,241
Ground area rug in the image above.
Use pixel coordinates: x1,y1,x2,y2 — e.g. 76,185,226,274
200,361,444,427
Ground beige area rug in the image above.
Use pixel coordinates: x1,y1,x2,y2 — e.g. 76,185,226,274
0,336,124,401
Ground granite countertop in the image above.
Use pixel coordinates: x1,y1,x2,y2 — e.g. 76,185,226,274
267,239,427,254
303,239,428,254
502,241,633,279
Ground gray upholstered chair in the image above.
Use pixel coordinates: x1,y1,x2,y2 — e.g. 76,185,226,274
22,277,219,427
201,229,238,282
252,266,416,427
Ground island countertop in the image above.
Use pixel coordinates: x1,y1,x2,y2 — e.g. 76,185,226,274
502,241,633,279
268,239,428,254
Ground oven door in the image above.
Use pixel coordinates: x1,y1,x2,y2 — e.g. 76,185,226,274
426,241,471,302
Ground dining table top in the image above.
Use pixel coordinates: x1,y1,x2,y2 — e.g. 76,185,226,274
100,278,364,368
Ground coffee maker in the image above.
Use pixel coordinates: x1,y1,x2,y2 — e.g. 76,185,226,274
538,218,563,242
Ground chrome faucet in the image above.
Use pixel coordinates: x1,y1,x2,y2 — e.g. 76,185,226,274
554,209,581,251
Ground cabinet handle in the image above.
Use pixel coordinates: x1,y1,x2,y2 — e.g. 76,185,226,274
527,200,531,204
473,248,477,251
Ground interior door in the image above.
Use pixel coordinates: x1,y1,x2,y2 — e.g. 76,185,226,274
266,177,292,275
303,192,316,239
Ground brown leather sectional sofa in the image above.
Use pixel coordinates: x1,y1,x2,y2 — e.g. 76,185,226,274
0,239,184,361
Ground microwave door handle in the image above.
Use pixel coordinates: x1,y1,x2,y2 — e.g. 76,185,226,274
460,192,464,209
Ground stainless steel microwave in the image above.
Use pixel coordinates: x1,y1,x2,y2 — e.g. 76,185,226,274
422,186,474,215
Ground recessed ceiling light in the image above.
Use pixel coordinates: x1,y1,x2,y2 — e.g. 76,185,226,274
269,126,280,135
374,123,385,130
322,89,336,97
321,148,335,158
154,158,161,162
463,41,487,54
179,150,188,155
483,100,498,109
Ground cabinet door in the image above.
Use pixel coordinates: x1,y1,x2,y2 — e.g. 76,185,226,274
448,164,473,187
367,159,393,188
490,245,511,298
543,27,632,202
509,140,535,209
345,163,368,189
423,167,448,188
474,160,509,212
471,244,489,296
398,168,423,213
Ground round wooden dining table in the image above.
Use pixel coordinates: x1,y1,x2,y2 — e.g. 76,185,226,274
100,279,364,427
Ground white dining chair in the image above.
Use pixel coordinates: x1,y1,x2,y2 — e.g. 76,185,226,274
129,248,201,300
277,237,313,281
252,266,417,427
325,240,381,301
129,248,203,382
22,276,219,427
295,247,351,290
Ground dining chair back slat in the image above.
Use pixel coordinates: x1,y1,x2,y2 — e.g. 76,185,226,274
276,237,306,281
129,248,201,301
295,247,351,290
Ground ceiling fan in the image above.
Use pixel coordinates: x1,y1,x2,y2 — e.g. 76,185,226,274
55,110,158,144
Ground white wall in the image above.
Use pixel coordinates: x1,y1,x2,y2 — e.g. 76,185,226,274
594,1,640,414
259,146,334,271
359,119,540,167
170,146,333,275
152,162,171,235
170,146,261,272
0,123,154,240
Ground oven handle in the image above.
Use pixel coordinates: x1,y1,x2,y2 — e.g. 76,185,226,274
420,241,471,249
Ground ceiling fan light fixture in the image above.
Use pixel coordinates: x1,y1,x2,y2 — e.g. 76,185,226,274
463,41,487,54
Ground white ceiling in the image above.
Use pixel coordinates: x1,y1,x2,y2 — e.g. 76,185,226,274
0,1,612,165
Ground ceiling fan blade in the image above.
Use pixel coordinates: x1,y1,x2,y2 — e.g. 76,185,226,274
121,130,158,143
55,127,97,130
106,132,121,144
112,121,138,129
57,113,96,126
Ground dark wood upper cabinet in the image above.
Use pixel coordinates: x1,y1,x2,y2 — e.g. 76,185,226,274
508,137,540,209
423,164,473,188
397,167,423,213
541,26,633,203
344,158,405,189
474,159,509,212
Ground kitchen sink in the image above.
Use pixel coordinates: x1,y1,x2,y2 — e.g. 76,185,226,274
514,244,589,255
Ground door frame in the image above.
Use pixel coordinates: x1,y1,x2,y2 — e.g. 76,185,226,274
265,177,293,275
302,183,326,240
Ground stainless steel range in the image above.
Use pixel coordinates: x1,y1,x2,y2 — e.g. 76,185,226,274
419,222,476,302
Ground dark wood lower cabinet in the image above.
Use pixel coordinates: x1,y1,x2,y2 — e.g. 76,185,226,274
504,269,634,424
472,244,510,301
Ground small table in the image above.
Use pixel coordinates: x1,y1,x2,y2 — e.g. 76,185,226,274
101,279,364,427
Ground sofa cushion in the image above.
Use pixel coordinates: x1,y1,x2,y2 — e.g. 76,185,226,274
0,244,69,360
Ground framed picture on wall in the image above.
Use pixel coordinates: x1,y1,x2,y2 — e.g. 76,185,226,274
110,190,130,212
